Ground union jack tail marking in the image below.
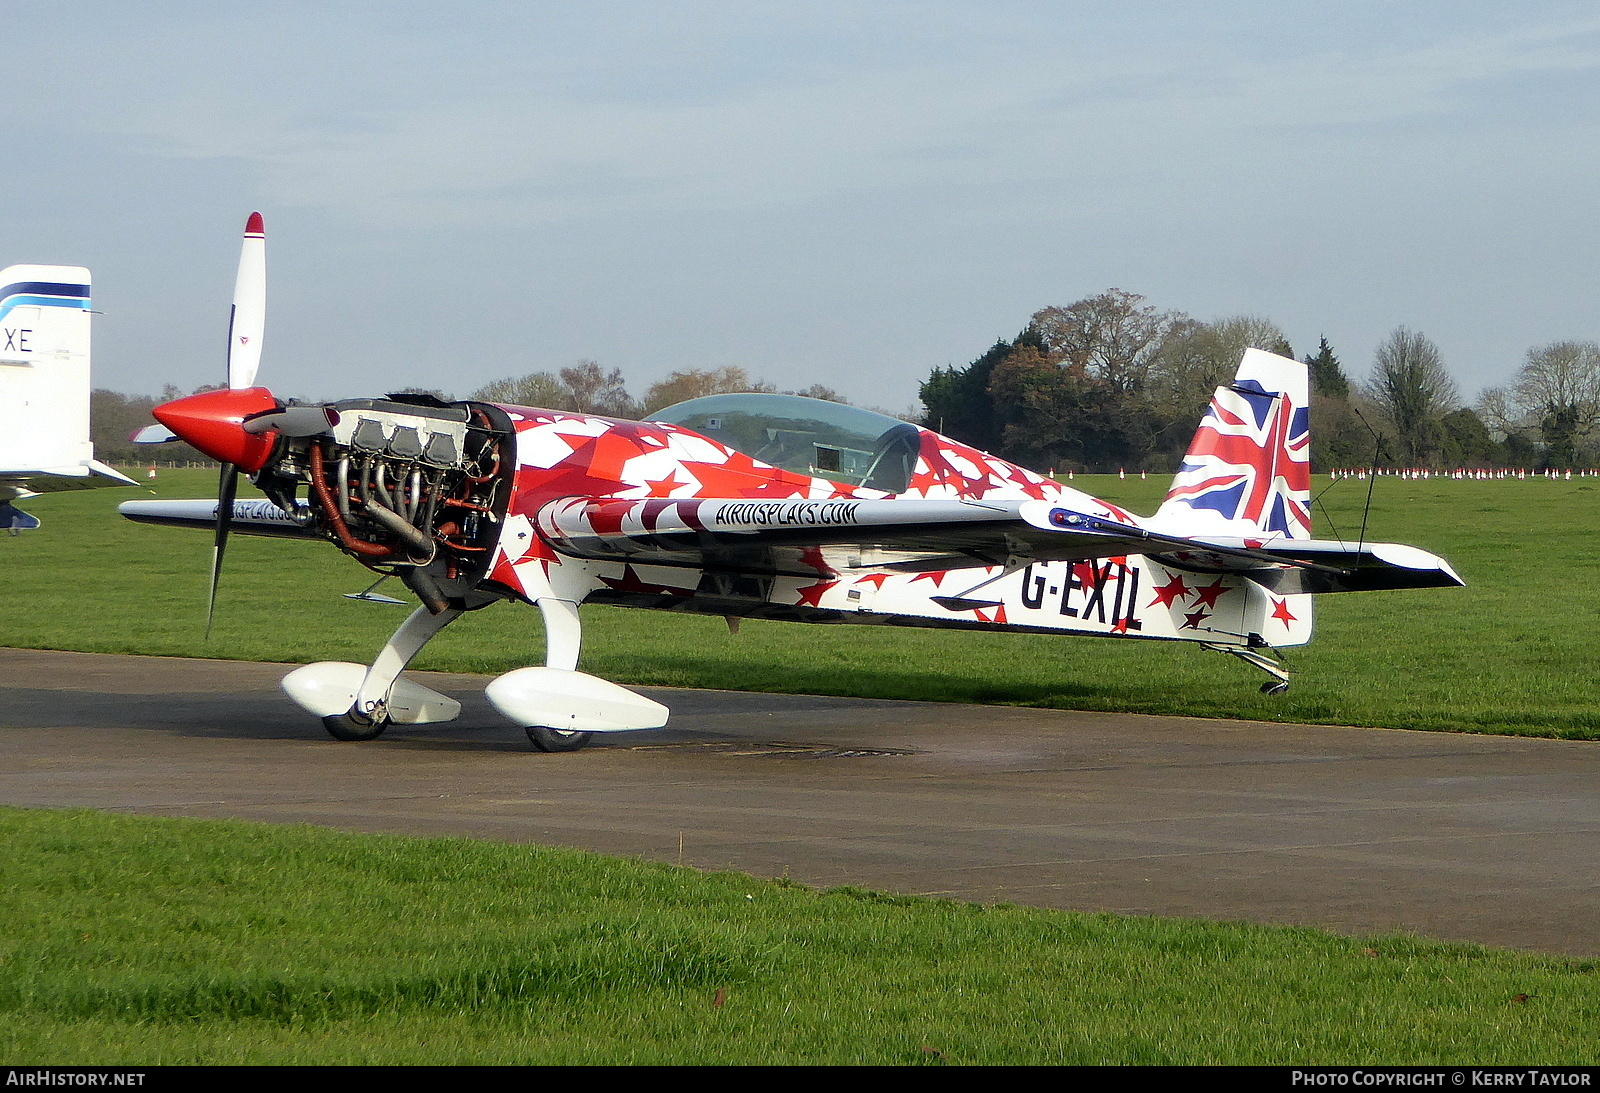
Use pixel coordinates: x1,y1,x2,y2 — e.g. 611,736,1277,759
1154,348,1311,540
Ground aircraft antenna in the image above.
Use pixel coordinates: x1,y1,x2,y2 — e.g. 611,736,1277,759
1308,476,1348,548
1351,405,1391,552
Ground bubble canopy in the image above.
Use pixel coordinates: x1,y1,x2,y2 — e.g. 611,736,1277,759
650,393,923,494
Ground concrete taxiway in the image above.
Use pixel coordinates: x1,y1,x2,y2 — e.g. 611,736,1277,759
3,647,1597,955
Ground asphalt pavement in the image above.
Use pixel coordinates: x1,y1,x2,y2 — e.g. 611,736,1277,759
4,646,1597,955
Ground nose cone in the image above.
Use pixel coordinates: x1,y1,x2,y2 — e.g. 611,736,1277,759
152,387,280,471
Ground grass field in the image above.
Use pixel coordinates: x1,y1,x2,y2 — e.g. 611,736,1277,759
4,468,1597,737
5,807,1599,1066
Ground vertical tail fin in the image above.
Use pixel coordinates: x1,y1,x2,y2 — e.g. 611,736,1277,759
0,264,93,472
1153,348,1311,540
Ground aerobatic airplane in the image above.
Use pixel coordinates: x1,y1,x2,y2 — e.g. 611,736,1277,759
122,215,1463,751
1,264,137,530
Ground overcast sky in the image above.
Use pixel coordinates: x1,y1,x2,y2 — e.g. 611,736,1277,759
6,2,1599,413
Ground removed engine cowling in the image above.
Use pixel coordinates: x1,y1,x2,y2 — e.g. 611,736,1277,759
253,396,515,612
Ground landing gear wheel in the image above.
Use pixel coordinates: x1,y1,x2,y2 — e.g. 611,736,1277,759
525,726,593,753
1260,681,1290,696
322,707,389,741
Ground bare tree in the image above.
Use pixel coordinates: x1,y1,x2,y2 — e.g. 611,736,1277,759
1365,327,1459,464
1148,314,1292,420
1029,289,1182,394
559,360,639,418
640,366,775,415
787,383,844,403
1144,316,1216,418
470,371,574,410
1210,315,1293,361
1474,385,1520,438
1507,341,1600,467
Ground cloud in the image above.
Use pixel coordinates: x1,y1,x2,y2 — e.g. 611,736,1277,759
65,8,1599,234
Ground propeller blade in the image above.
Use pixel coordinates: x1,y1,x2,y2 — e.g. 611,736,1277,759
226,212,266,390
204,213,269,633
206,462,239,638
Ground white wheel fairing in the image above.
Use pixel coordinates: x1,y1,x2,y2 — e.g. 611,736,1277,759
282,661,462,724
485,667,668,732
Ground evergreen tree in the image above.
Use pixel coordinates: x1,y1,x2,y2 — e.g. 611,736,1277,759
1437,408,1502,467
1304,336,1350,400
919,337,1015,451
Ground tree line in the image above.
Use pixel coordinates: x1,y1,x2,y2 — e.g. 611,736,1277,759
465,361,844,420
920,289,1584,473
90,293,1600,474
89,366,846,465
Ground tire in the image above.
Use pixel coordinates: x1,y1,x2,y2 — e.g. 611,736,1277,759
322,708,388,741
1260,681,1290,696
525,726,593,752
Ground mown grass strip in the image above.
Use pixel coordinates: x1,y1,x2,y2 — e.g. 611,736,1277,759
3,807,1598,1065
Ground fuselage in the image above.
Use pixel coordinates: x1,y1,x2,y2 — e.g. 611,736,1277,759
480,397,1307,648
137,387,1311,651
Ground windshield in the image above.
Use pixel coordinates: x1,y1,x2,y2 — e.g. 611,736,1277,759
651,393,922,494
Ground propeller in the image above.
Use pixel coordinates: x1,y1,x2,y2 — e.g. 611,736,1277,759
207,212,267,635
147,214,343,634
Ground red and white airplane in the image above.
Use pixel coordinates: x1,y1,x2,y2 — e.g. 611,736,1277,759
123,215,1463,750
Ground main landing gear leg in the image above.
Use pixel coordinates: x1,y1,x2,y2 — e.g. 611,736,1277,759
283,605,466,740
523,598,592,753
1204,642,1291,696
336,605,466,737
538,597,581,672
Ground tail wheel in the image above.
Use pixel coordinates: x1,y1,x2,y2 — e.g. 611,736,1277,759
526,726,592,752
323,708,388,741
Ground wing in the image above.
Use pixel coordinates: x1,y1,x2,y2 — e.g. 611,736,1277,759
534,496,1463,593
118,498,322,540
0,461,138,495
0,462,139,530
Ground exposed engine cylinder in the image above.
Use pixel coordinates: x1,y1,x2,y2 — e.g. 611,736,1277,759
253,397,512,611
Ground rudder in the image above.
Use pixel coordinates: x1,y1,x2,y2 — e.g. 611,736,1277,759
1153,348,1310,540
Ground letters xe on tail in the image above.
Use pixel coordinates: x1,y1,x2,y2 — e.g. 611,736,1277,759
121,215,1463,751
1,265,137,530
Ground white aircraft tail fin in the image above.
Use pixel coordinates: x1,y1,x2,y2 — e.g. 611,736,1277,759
1153,348,1312,541
0,265,94,473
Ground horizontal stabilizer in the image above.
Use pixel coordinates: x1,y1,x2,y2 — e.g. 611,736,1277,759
1159,537,1465,594
1019,506,1464,593
0,461,138,495
0,500,40,531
